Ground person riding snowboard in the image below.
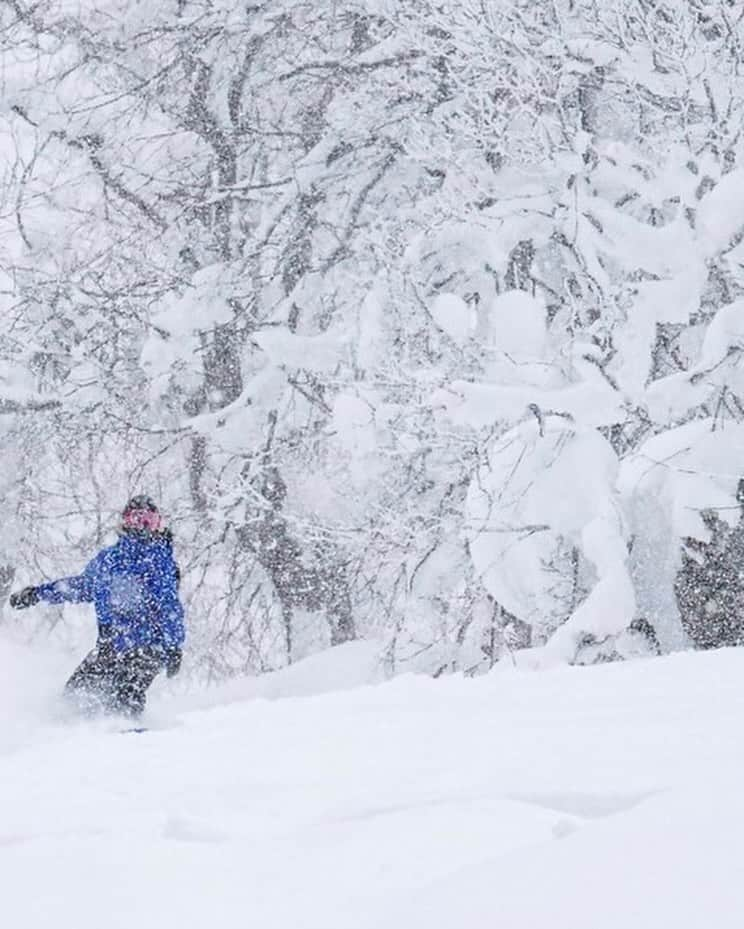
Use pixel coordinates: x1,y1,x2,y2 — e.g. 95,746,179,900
9,496,185,717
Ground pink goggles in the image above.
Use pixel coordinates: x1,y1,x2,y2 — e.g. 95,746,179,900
123,508,163,532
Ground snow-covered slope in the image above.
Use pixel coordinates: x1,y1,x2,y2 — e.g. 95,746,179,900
2,640,744,929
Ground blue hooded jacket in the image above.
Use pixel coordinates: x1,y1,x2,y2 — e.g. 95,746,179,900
36,532,185,654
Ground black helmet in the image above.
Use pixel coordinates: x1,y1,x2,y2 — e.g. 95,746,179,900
123,495,159,514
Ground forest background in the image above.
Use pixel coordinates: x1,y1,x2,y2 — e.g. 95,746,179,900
2,0,743,680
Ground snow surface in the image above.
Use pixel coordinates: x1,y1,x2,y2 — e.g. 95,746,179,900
3,634,744,928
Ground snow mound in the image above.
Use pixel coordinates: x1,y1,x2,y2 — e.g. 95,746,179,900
429,293,476,344
172,639,388,711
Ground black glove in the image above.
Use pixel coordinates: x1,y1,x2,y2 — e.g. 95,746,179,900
9,586,39,609
164,647,182,678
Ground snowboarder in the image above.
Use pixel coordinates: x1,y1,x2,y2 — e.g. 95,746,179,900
9,496,185,718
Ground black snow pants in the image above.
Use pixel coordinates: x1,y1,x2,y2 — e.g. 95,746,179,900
64,643,163,717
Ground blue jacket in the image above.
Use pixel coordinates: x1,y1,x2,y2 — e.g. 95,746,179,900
36,533,185,654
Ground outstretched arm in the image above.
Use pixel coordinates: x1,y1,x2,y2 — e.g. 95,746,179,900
11,555,102,608
36,573,95,604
